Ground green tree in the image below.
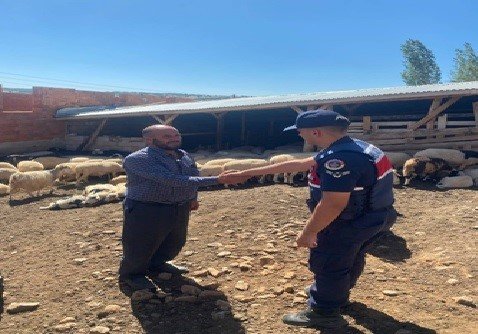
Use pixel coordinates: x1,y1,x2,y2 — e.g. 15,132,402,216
451,43,478,82
401,39,441,85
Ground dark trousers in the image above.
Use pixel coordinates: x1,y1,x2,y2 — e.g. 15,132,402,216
119,198,191,279
306,204,395,312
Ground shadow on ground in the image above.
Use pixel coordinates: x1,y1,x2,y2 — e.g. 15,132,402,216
368,231,412,263
318,302,437,334
120,274,246,334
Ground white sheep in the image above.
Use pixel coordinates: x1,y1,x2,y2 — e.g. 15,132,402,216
436,175,474,189
0,162,16,169
269,154,296,184
54,162,79,182
83,183,118,196
109,175,127,185
75,161,124,185
8,166,68,200
384,152,411,169
33,157,70,169
17,160,44,172
39,195,86,210
0,184,10,195
69,157,91,163
0,168,19,183
116,182,126,198
462,168,478,185
199,165,224,177
223,159,270,185
203,158,235,166
414,149,465,166
84,191,120,206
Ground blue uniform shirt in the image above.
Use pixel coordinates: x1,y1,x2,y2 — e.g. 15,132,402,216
124,146,219,204
315,137,376,193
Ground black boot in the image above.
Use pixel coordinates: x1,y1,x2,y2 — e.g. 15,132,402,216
283,307,347,328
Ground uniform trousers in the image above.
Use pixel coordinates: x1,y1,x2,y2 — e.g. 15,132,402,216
306,200,394,312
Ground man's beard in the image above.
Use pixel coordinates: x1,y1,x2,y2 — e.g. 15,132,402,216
152,139,181,150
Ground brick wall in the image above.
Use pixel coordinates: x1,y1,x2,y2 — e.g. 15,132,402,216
0,85,193,151
2,92,33,111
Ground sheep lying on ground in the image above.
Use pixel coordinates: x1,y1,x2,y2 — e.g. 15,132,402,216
39,195,86,210
0,168,18,183
0,184,10,195
40,183,126,210
33,157,69,169
75,161,124,185
436,175,474,189
8,166,69,200
0,162,17,169
17,161,44,172
414,149,465,166
109,175,127,185
402,157,453,185
462,168,478,185
115,183,126,198
83,183,118,196
384,152,411,169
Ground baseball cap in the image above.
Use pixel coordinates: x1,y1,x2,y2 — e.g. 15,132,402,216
283,109,350,131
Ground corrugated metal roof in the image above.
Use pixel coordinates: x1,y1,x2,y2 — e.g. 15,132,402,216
56,81,478,119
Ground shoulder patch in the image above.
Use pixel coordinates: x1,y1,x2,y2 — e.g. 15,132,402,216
324,159,345,171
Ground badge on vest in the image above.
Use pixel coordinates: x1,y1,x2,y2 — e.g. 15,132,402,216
324,159,345,170
326,170,350,178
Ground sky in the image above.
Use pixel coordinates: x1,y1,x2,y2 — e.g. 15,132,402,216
0,1,477,96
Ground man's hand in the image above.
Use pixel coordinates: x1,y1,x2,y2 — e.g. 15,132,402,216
190,200,199,211
296,228,318,248
218,171,250,185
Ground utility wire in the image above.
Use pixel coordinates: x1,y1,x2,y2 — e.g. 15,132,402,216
0,71,163,92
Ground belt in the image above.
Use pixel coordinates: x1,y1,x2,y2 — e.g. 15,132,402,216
125,198,191,207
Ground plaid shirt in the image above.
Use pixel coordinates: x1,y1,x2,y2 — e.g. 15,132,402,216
124,146,218,204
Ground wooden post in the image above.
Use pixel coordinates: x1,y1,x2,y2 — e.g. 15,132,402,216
363,116,371,133
473,102,478,128
241,111,246,145
79,119,107,151
437,114,447,139
215,113,224,150
426,98,442,137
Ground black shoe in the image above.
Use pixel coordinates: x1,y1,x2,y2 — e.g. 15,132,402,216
119,275,156,291
282,308,347,329
151,262,189,275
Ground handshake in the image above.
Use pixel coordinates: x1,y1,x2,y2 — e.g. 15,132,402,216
217,170,251,185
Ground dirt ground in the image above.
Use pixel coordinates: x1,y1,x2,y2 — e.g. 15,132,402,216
0,182,477,334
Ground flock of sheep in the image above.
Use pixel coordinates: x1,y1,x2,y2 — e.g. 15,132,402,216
193,147,478,189
0,156,126,208
0,146,476,210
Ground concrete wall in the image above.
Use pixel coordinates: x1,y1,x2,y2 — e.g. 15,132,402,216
65,135,145,153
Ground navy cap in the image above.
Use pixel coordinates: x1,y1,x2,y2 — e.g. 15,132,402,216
283,109,350,131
